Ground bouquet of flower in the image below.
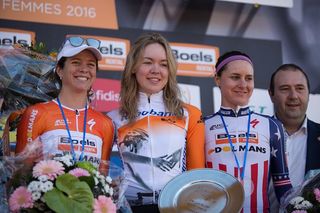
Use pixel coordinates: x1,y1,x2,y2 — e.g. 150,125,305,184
0,44,60,156
0,44,59,116
280,172,320,213
0,141,129,213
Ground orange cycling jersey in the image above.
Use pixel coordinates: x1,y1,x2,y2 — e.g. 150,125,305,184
108,91,205,206
16,100,114,166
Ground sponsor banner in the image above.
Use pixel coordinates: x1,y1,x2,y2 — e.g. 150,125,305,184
0,28,35,47
1,0,118,29
213,87,274,115
217,0,293,8
170,42,219,77
66,34,130,71
91,78,120,113
178,83,201,109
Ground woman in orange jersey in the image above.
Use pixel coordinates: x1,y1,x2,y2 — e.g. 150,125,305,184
107,33,205,212
16,37,114,166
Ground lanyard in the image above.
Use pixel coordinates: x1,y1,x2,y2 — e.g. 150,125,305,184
57,97,87,162
219,111,251,180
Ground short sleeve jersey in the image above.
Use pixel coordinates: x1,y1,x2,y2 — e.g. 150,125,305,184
205,107,291,213
16,100,114,166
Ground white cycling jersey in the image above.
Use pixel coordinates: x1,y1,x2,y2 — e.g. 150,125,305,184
108,91,204,206
205,107,292,213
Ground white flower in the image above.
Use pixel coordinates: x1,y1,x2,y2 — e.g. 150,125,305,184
38,175,48,182
104,184,110,193
28,181,42,192
45,181,53,191
32,191,41,201
40,181,53,192
98,174,105,181
109,187,114,196
289,196,305,205
94,177,99,185
54,154,74,166
295,200,313,210
105,176,112,184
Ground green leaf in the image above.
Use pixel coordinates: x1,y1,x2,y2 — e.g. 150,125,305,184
76,161,97,174
44,174,94,213
79,175,95,189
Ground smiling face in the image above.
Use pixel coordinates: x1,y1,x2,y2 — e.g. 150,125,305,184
135,43,169,96
56,50,97,95
215,60,254,109
270,69,309,123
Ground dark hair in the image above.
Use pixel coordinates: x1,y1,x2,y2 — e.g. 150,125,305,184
215,50,252,76
55,57,97,100
269,63,310,95
55,57,67,86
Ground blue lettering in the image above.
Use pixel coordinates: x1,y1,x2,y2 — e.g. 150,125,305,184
137,109,175,117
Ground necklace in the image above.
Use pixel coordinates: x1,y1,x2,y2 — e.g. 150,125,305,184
219,110,251,180
57,97,87,162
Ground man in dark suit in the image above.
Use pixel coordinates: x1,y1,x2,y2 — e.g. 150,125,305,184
268,63,320,212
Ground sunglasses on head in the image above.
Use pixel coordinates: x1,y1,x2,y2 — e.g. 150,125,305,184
67,36,101,49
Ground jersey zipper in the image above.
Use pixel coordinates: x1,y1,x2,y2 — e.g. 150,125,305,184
147,96,156,204
75,109,80,132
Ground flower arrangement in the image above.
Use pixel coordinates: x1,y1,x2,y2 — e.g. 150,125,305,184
281,172,320,213
0,42,59,116
1,42,59,156
6,153,117,213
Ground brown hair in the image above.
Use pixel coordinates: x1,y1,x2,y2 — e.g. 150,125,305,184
119,33,184,122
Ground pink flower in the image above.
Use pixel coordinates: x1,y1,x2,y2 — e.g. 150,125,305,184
314,188,320,203
33,160,65,180
93,195,116,213
9,186,34,212
69,168,90,177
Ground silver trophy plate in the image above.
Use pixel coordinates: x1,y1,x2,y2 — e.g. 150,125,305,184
158,168,244,213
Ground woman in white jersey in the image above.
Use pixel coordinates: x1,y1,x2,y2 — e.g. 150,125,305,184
204,51,292,212
108,33,205,212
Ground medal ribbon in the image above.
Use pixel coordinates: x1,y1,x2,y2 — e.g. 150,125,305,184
57,97,87,162
219,111,251,180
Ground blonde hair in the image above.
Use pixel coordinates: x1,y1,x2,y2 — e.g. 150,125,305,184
120,33,184,122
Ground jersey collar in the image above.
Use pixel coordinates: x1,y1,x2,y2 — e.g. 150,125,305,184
219,106,251,117
139,90,164,105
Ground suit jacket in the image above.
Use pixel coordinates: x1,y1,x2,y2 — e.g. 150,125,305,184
305,119,320,174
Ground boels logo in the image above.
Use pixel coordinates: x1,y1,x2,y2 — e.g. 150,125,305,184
170,42,219,77
66,34,130,71
0,28,35,47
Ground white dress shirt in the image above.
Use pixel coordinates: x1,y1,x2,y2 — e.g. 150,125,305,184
285,117,308,187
